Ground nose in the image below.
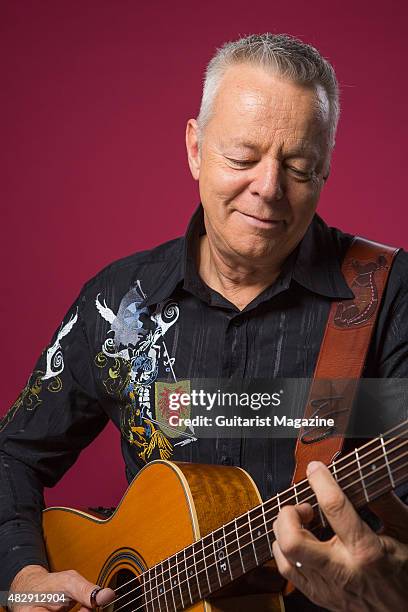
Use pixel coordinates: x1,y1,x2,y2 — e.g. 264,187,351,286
249,158,284,202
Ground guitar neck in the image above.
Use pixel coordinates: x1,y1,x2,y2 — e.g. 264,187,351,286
142,419,408,609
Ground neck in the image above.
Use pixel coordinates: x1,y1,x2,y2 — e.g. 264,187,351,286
138,419,408,610
198,234,283,310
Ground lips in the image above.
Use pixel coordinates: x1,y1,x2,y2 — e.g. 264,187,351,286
237,211,284,224
247,214,280,223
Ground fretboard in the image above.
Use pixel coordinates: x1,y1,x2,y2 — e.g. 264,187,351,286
136,418,408,611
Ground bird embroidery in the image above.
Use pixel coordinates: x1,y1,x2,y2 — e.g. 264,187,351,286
42,309,78,380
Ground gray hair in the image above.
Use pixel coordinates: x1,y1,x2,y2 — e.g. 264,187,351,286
197,33,340,148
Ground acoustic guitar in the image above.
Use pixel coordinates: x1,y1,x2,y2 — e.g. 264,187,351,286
41,419,407,612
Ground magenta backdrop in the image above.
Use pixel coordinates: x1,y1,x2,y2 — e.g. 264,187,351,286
2,0,407,508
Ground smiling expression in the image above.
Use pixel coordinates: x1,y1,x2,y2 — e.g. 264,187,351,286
187,63,332,266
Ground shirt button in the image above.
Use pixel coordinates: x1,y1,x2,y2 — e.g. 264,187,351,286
231,317,242,327
221,455,233,465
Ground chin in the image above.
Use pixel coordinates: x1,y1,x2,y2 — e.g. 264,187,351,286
230,238,280,261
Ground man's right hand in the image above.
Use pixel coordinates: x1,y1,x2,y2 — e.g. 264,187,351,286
9,565,115,612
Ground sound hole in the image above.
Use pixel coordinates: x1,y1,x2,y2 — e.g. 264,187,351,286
107,569,144,612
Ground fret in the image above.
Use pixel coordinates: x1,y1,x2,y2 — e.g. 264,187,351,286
354,447,386,508
183,548,193,606
261,503,273,556
175,551,186,609
381,435,395,488
278,489,293,507
142,571,152,612
234,517,246,572
132,424,408,612
356,441,396,505
211,531,222,588
154,563,162,612
355,448,370,503
248,505,272,566
185,543,200,602
192,541,205,600
168,553,183,610
248,512,259,565
166,557,177,612
222,525,234,581
213,528,230,587
224,518,243,580
235,513,258,573
202,533,220,593
297,481,312,505
145,567,156,612
160,560,170,610
148,566,158,612
201,536,213,594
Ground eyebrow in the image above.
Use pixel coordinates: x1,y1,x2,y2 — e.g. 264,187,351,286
227,140,259,151
225,139,320,161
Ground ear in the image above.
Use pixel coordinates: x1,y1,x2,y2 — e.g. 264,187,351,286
185,119,201,180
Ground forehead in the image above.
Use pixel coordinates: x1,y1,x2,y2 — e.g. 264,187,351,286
209,63,329,154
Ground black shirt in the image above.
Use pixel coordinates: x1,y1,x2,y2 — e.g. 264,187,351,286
1,204,407,604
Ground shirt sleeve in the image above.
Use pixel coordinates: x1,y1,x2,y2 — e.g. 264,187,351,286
0,291,109,590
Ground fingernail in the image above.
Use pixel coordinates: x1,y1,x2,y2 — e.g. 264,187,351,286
306,461,323,476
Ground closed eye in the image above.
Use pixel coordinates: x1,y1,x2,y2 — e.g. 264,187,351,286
285,166,314,182
225,157,256,168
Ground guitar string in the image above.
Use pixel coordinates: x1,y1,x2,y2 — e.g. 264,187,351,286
109,436,408,612
107,419,408,602
105,435,408,611
113,448,408,612
102,422,408,596
106,427,408,609
112,452,408,612
107,419,407,602
115,453,408,612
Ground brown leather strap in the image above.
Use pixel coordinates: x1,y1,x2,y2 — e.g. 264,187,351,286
292,237,399,484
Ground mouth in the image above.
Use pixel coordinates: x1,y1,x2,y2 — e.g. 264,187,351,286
236,210,285,229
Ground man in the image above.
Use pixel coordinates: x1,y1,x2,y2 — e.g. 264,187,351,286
1,33,408,611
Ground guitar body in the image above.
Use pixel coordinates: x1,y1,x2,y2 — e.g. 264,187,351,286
43,461,284,611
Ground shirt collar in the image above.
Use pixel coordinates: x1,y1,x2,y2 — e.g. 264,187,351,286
141,203,354,307
292,213,354,299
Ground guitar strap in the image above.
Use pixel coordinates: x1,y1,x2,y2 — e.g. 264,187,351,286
292,237,399,484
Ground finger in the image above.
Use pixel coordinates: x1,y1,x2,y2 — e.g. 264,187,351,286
94,588,116,607
295,502,314,525
272,539,310,593
61,571,115,608
273,504,326,567
306,460,376,549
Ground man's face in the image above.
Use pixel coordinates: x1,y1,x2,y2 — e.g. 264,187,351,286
186,63,331,264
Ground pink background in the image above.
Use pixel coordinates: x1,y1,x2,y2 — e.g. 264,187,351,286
2,0,407,509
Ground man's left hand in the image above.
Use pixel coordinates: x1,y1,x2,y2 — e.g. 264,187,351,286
272,461,408,611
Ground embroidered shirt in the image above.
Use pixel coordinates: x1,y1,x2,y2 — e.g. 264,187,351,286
1,204,407,605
